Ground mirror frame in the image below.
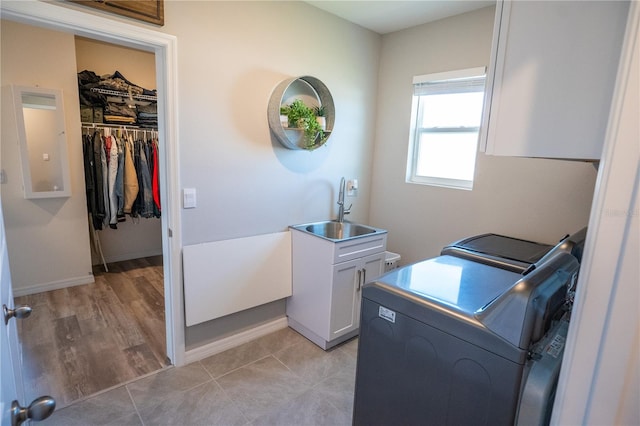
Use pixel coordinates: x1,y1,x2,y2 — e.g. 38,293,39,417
12,85,72,199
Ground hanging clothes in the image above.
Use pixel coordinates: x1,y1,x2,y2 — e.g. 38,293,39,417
82,133,99,229
81,126,160,230
92,131,107,229
133,138,155,218
105,134,126,229
152,139,161,213
100,134,109,227
123,134,139,214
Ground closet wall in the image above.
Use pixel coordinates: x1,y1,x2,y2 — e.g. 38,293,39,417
1,20,93,295
75,37,162,264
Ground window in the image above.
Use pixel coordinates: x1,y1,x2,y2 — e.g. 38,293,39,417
406,67,486,190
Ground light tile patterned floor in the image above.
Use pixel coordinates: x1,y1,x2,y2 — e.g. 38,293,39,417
46,328,358,425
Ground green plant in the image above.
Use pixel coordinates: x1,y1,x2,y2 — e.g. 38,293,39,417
284,99,325,149
314,105,326,117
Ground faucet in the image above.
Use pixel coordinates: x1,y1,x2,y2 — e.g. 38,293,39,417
337,177,352,223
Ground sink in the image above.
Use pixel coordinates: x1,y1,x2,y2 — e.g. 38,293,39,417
291,221,386,242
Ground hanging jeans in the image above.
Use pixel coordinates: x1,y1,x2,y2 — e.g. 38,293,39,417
107,136,124,229
92,132,106,230
132,140,154,218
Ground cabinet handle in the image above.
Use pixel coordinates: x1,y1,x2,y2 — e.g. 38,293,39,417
362,268,366,287
357,269,362,291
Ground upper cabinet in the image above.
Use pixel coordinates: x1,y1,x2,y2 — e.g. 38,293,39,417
480,1,630,160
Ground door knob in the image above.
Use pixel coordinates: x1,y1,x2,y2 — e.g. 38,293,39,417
3,304,32,325
11,396,56,426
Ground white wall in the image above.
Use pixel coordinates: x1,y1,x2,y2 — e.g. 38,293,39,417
161,1,381,244
75,36,156,90
1,20,93,295
370,6,597,265
156,1,382,347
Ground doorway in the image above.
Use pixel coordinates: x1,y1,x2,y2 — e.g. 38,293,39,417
0,0,183,408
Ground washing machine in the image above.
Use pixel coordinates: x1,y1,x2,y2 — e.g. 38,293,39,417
440,227,587,274
352,251,579,426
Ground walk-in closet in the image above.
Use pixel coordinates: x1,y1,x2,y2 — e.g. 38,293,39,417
6,31,168,409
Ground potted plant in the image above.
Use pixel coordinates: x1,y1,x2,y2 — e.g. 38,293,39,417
314,105,327,131
284,99,326,149
279,105,290,128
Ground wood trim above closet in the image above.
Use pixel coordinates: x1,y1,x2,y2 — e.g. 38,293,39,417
66,0,164,26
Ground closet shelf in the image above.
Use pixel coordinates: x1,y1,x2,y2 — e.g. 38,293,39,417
90,87,157,102
82,122,158,131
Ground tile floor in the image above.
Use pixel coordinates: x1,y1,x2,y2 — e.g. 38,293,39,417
46,327,358,425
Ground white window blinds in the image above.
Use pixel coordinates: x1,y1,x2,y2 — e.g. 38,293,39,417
413,67,486,96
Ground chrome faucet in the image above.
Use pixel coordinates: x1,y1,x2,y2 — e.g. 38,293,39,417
337,177,352,223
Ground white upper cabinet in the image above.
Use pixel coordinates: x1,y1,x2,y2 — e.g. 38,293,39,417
480,1,629,160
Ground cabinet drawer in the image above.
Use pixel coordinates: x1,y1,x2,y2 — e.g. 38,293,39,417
334,234,387,264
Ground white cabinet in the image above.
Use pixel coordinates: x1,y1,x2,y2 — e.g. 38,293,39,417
287,228,387,349
480,1,629,160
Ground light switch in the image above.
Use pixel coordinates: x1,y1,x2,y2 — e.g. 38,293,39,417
43,153,50,161
183,188,197,209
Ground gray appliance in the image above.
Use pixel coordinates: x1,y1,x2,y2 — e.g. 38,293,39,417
440,233,553,273
352,251,579,426
441,227,587,274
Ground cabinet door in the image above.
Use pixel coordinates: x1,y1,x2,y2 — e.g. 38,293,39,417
355,252,386,333
361,252,385,284
481,1,628,160
330,259,360,339
329,253,385,340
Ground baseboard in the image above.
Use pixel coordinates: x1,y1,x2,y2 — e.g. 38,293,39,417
184,316,289,364
93,249,163,265
13,274,95,297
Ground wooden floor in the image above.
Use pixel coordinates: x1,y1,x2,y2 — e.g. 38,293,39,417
15,256,168,408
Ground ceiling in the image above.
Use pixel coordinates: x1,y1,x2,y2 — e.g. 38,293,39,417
305,0,495,34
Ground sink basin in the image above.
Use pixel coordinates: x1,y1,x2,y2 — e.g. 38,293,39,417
291,221,386,242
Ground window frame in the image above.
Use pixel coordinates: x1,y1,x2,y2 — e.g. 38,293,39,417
406,67,486,190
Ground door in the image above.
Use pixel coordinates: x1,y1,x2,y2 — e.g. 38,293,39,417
0,198,54,425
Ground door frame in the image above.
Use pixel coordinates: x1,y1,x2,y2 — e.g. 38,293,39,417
1,0,185,366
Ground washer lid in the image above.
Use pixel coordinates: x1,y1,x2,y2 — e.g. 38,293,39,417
441,233,553,272
378,255,521,315
367,255,526,362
